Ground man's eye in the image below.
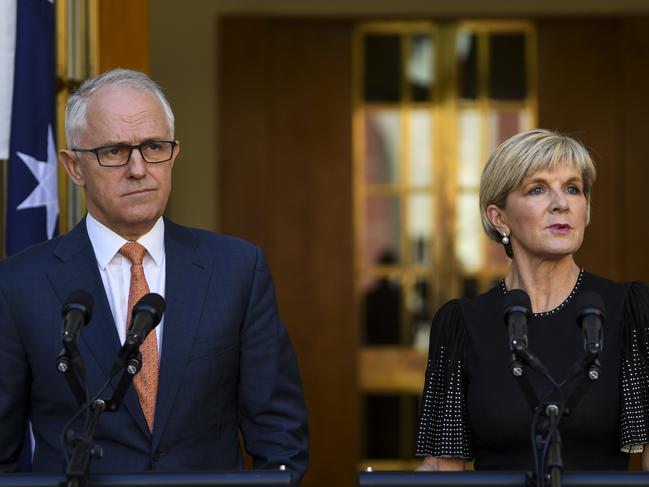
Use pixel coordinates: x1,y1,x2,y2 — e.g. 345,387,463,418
99,146,125,158
146,142,163,151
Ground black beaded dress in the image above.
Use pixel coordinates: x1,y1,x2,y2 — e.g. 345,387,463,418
415,270,649,470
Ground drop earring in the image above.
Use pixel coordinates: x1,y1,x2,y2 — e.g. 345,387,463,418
501,233,513,258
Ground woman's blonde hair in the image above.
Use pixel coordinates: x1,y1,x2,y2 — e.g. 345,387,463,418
479,128,597,242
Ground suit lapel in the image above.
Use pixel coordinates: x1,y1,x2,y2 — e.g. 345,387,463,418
46,220,151,438
152,219,210,449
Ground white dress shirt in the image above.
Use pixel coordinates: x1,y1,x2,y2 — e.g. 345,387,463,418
86,213,165,354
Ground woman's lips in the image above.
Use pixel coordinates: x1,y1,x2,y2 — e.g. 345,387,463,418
549,224,571,233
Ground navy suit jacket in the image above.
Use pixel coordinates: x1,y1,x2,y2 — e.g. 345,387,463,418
0,218,308,479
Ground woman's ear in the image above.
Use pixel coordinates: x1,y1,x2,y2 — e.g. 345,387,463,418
486,204,509,237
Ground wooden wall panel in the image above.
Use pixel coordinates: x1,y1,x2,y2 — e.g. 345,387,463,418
618,19,649,283
267,21,356,486
537,18,623,280
219,18,271,247
537,17,649,284
219,18,357,487
100,0,149,73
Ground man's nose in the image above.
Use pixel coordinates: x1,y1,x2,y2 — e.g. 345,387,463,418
126,148,147,177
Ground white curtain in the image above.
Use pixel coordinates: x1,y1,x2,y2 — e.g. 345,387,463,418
0,0,17,159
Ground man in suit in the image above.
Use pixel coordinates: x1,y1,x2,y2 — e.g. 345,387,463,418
0,69,308,480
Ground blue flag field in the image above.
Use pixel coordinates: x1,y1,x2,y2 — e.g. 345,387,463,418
6,0,58,256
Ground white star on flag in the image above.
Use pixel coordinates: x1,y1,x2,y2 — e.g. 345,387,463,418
15,124,59,239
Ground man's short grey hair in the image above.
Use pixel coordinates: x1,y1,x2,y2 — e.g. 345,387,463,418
65,68,175,147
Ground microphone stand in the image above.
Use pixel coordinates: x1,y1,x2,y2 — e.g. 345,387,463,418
513,347,601,487
63,399,105,487
508,342,563,487
60,351,143,487
105,352,142,412
542,404,563,487
56,348,87,408
506,290,605,487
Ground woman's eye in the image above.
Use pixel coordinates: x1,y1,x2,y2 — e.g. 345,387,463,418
566,185,581,194
528,186,544,195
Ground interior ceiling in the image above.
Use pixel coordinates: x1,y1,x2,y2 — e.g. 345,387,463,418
211,0,649,16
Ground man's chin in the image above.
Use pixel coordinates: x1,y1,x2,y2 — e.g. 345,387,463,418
112,212,163,239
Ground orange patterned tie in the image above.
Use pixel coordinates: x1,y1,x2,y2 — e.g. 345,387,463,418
119,242,158,432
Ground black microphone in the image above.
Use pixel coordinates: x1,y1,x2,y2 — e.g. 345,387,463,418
110,293,165,376
504,288,531,353
61,290,94,355
58,290,93,382
503,289,549,376
576,291,605,356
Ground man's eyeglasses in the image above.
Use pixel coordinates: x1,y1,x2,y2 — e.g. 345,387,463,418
70,140,177,167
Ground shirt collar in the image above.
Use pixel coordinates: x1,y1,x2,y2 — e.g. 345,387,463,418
86,213,165,269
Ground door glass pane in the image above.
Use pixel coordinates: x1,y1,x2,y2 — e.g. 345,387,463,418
408,277,433,349
363,395,408,457
364,109,400,184
489,33,526,100
364,34,402,102
457,109,482,188
363,274,401,345
457,31,478,100
409,109,433,187
407,193,433,265
364,194,401,267
408,34,434,102
456,192,483,273
489,110,525,151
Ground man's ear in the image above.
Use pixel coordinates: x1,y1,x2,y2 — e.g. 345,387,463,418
59,150,85,187
486,204,509,236
169,140,180,169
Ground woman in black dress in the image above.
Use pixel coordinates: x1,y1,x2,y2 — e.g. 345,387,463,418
416,129,649,471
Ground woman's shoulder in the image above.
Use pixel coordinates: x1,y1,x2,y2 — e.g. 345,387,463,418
430,298,467,336
579,271,649,334
582,270,648,308
620,278,649,316
436,283,503,311
433,287,499,320
430,285,502,337
582,270,628,288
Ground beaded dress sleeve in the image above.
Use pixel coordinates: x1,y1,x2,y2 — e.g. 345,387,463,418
620,281,649,453
415,299,472,458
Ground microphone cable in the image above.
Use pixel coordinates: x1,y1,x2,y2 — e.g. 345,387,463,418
59,374,113,466
526,365,565,487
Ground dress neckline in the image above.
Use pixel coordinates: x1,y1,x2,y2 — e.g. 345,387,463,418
500,268,585,318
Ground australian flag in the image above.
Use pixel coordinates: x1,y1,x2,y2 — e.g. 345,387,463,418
6,0,58,256
4,0,58,472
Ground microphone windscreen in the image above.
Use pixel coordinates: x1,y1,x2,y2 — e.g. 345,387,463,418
504,288,532,311
133,292,166,324
576,290,605,317
63,290,94,318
